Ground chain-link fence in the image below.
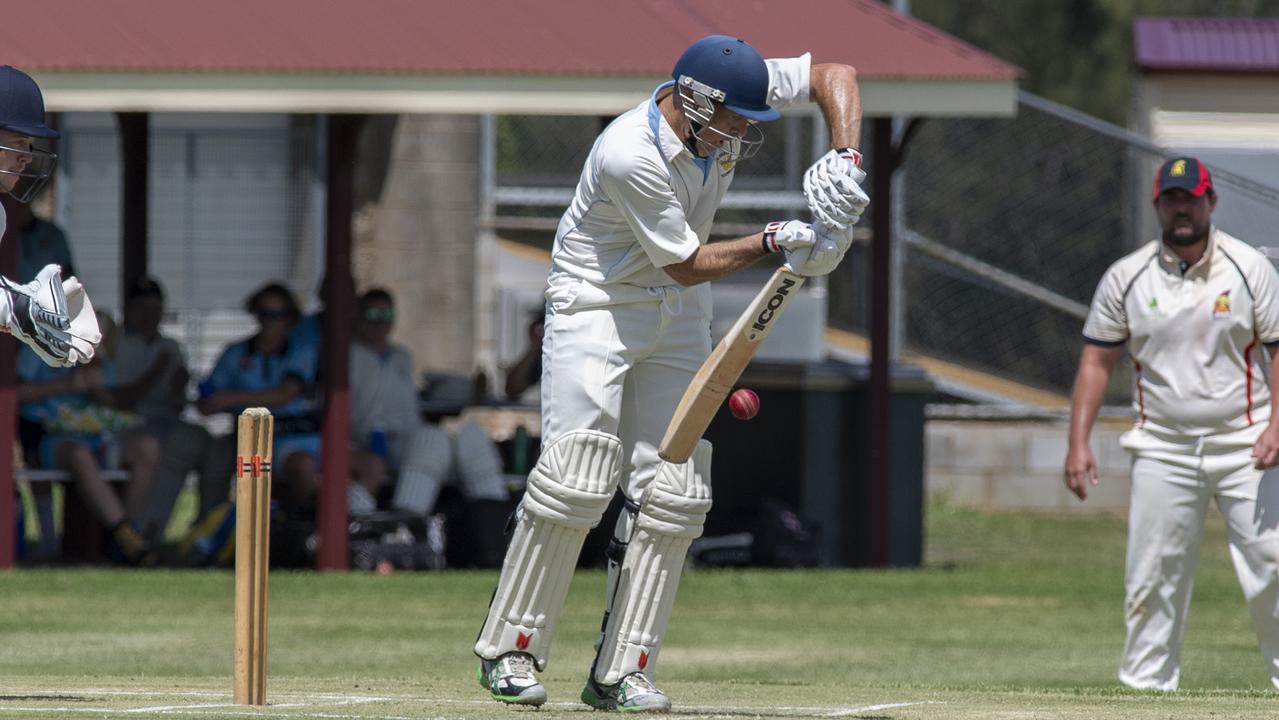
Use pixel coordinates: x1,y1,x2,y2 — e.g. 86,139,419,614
493,113,816,236
892,92,1279,403
493,94,1279,407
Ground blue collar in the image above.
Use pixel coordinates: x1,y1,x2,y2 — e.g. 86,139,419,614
647,81,711,180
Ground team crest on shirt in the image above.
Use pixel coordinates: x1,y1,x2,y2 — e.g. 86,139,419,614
1212,290,1231,319
1143,296,1164,317
717,152,735,174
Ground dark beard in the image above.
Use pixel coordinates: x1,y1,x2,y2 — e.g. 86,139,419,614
1163,223,1209,247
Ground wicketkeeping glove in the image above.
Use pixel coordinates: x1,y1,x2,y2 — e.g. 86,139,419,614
60,274,103,365
803,148,870,231
0,264,100,367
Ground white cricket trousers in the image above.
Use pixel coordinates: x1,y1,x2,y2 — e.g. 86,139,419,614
1119,427,1279,690
540,275,711,501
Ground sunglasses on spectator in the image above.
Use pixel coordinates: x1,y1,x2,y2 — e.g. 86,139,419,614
256,308,292,321
363,307,395,322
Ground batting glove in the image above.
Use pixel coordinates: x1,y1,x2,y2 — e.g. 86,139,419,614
785,222,855,277
761,220,815,254
803,148,869,231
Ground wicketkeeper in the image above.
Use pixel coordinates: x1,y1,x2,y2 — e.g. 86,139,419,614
472,35,868,712
0,65,99,367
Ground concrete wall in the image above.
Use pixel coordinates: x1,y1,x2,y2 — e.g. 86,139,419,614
926,418,1134,513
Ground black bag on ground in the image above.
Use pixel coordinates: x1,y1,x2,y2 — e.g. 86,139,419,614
348,511,446,571
751,497,822,567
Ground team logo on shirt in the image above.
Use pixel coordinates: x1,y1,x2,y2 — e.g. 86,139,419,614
1213,290,1232,319
1143,296,1164,317
717,152,736,174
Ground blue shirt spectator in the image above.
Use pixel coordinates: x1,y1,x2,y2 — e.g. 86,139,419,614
291,311,323,353
197,282,322,518
204,337,317,421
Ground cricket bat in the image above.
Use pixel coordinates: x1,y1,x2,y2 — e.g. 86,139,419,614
657,268,806,463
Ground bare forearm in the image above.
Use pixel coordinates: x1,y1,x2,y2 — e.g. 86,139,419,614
663,234,769,286
811,63,861,150
504,355,539,399
1068,364,1110,448
1269,349,1279,420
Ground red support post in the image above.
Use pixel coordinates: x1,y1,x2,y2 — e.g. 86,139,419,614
117,112,149,306
0,195,18,568
315,114,363,571
867,118,895,567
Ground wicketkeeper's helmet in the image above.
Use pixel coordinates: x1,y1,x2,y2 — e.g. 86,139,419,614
0,65,59,203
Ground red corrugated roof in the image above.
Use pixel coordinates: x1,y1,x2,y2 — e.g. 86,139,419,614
1135,17,1279,73
12,0,1018,81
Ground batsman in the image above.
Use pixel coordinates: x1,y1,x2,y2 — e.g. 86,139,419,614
473,35,868,711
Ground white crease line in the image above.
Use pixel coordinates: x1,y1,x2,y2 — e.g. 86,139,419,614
143,713,412,720
0,709,414,720
1,689,942,718
827,701,948,716
123,703,308,713
1,690,225,698
1,708,132,715
0,689,387,702
0,690,389,707
125,704,239,713
321,696,388,705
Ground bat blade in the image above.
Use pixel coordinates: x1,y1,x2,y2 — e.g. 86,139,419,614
658,268,806,463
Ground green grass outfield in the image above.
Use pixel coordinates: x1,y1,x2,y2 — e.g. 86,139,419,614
1,500,1274,718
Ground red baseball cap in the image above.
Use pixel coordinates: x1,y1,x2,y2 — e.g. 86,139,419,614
1152,156,1214,200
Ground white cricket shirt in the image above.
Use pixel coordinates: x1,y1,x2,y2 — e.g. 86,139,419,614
549,54,813,288
1084,228,1279,436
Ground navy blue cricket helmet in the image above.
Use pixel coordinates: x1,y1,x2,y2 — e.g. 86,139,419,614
0,66,59,139
672,35,778,123
0,66,59,202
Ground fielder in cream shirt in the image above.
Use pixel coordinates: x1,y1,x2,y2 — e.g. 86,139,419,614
1066,156,1279,691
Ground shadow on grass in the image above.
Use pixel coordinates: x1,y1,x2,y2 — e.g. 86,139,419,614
0,694,94,702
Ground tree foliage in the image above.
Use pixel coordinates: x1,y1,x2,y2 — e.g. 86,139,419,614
910,0,1279,124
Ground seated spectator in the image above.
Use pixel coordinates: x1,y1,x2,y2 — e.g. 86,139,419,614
13,200,75,281
108,276,230,542
350,288,510,522
198,283,321,518
15,324,160,563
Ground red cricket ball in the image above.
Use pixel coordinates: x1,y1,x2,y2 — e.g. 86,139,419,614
729,388,759,420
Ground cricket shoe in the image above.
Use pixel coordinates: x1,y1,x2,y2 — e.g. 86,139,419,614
581,672,671,713
477,652,547,706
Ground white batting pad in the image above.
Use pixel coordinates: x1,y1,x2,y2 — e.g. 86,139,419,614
454,421,510,502
593,440,712,685
391,424,453,515
475,430,622,669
